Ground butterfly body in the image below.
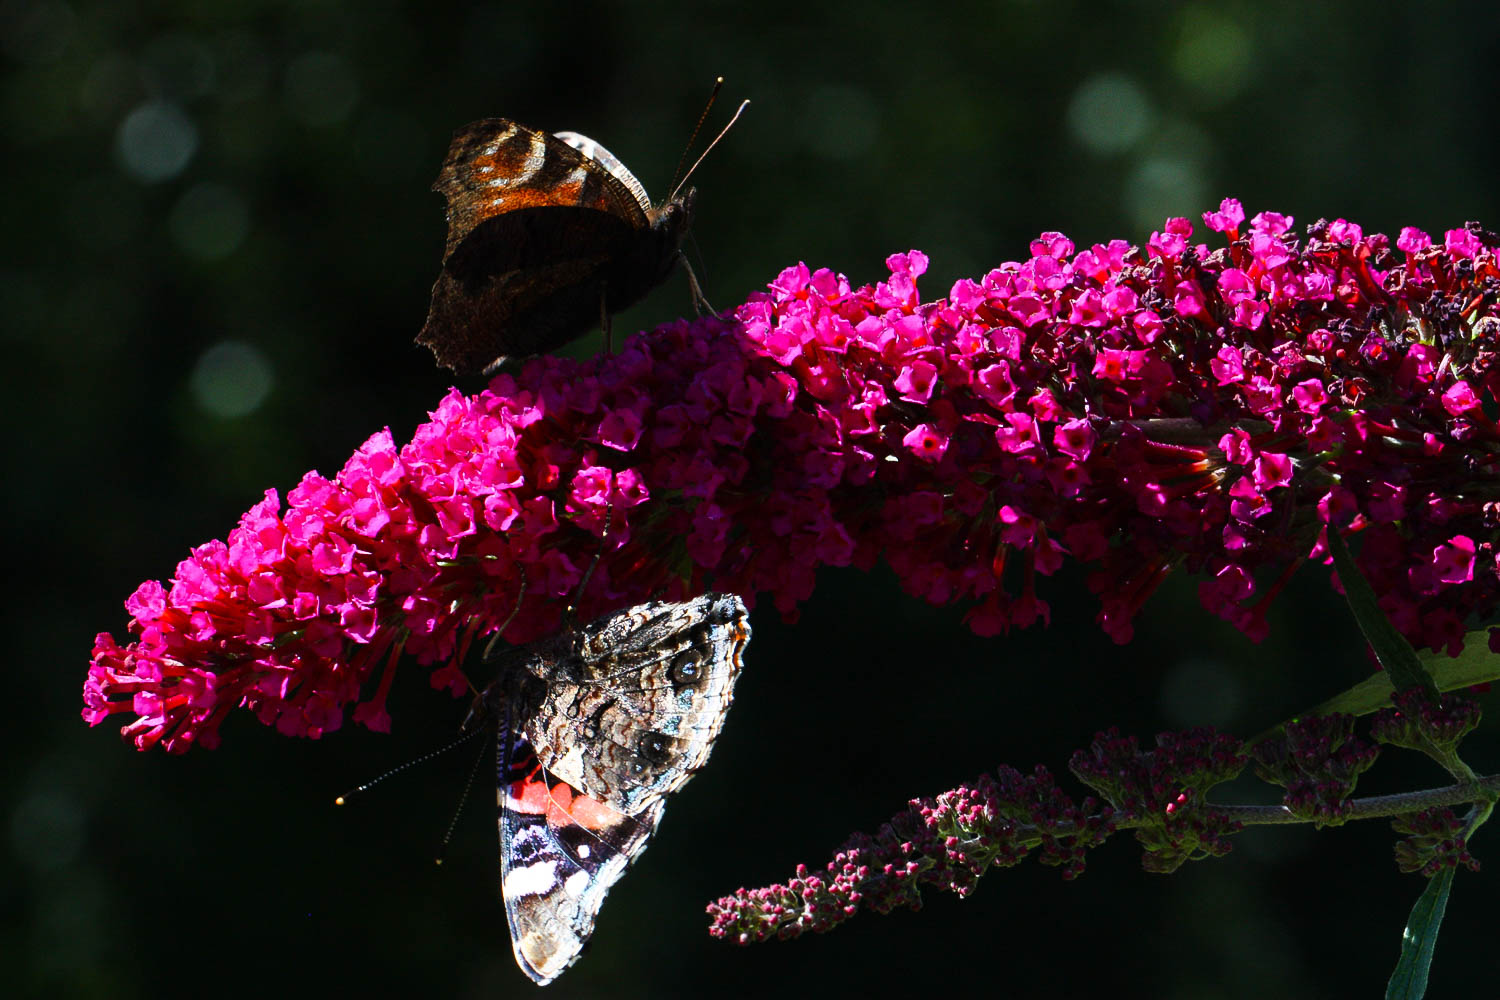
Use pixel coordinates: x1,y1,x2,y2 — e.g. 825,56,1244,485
469,593,749,984
419,118,695,375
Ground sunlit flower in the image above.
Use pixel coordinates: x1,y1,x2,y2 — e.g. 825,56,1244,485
85,200,1500,750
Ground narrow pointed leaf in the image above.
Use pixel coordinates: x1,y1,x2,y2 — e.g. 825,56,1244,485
1326,526,1439,699
1385,866,1455,1000
1250,628,1499,747
1267,632,1500,732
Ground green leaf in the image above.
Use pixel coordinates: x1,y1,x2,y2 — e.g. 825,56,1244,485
1385,866,1455,1000
1250,628,1500,744
1326,526,1439,699
1298,632,1500,719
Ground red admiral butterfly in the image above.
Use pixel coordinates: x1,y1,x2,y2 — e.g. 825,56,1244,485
466,593,750,984
418,91,746,376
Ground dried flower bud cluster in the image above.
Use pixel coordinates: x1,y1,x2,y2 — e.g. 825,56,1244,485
1071,727,1246,873
84,201,1500,751
1371,688,1483,758
1390,807,1481,876
706,767,1109,945
1249,715,1380,827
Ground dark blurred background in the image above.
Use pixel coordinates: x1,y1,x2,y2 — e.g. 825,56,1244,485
6,1,1499,997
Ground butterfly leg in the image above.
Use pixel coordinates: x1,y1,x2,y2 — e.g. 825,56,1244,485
599,288,613,355
680,252,715,316
483,566,530,663
561,494,617,628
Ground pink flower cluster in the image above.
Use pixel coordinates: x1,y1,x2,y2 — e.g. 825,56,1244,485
85,200,1500,751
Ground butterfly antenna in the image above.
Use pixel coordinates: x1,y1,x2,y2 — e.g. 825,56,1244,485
435,730,493,866
668,98,750,203
667,77,724,199
334,726,485,806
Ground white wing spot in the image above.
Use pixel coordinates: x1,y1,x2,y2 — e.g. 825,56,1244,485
563,868,591,899
504,859,560,899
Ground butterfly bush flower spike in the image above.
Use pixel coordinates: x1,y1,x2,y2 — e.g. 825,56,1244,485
87,200,1500,751
706,766,1112,945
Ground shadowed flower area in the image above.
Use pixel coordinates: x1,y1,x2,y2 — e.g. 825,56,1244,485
85,200,1500,753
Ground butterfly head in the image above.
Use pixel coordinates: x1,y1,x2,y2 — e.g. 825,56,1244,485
461,661,548,737
646,185,696,274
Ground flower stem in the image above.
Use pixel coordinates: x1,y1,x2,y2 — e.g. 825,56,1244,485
1190,773,1500,828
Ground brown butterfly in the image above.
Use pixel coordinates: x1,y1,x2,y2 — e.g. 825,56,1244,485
418,92,746,376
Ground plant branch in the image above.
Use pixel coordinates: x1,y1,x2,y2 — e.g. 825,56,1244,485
956,773,1500,849
1207,773,1500,828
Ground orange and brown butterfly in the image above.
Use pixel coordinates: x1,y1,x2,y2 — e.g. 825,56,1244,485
418,86,747,375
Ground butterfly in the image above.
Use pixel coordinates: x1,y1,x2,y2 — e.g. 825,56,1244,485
416,115,697,376
465,592,750,984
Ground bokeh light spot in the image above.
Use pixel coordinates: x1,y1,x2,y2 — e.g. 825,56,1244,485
169,181,250,260
1066,73,1152,155
1160,657,1245,729
1172,7,1254,103
1125,156,1208,234
115,100,198,182
190,339,275,418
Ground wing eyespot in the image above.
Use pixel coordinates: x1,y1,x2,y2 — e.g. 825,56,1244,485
638,733,673,765
670,648,705,686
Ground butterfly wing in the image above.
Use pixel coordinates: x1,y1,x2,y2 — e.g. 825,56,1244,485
498,726,665,985
418,119,654,374
552,131,652,216
433,119,649,258
421,244,627,374
492,594,748,984
526,593,750,816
